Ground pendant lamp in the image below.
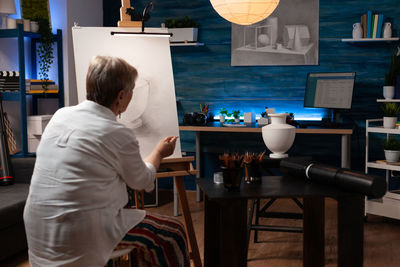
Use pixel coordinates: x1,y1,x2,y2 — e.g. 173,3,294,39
0,0,16,29
210,0,280,25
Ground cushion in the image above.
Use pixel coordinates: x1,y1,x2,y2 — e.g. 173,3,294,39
11,157,36,184
0,184,30,229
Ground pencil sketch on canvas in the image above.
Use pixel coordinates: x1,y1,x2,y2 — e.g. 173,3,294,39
72,27,182,159
231,0,319,66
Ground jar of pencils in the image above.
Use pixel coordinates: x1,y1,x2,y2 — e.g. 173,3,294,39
219,153,243,191
243,151,265,184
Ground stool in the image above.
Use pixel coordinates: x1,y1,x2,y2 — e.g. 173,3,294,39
245,157,306,261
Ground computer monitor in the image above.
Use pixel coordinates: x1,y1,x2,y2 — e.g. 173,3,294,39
304,72,356,122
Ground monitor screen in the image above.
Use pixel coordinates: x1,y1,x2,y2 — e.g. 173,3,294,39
304,72,356,109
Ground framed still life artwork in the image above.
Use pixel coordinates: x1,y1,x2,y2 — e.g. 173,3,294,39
231,0,319,66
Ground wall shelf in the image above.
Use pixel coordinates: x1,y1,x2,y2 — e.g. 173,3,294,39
377,99,400,102
0,28,40,38
0,24,64,157
365,118,400,220
341,37,399,43
170,42,204,47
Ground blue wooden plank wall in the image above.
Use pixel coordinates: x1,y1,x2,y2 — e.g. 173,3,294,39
104,0,400,173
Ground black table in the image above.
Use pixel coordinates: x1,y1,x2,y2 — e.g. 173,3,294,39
197,176,364,267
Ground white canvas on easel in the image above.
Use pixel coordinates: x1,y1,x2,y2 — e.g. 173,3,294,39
72,27,181,158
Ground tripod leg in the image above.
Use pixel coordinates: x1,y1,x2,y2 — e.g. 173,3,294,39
254,199,260,243
246,199,256,261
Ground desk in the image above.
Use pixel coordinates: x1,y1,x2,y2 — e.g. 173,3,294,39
179,122,353,202
197,176,364,267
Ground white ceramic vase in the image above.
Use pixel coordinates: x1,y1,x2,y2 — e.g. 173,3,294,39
262,113,296,158
383,116,397,129
219,115,225,123
384,150,400,163
383,86,395,99
352,23,362,39
383,22,392,38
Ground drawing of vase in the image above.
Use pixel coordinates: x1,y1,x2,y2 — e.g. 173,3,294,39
262,113,296,158
119,78,150,129
266,17,278,46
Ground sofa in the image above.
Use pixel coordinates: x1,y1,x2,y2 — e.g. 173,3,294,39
0,157,35,261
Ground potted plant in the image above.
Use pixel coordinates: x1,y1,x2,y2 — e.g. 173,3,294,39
219,108,230,123
258,111,269,126
164,16,198,43
383,49,400,99
21,0,54,90
383,138,400,163
232,110,241,123
381,102,400,129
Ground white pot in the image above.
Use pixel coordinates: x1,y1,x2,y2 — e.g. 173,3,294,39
383,86,395,99
168,28,198,43
262,113,296,158
219,115,225,123
384,150,400,163
383,116,397,129
30,21,39,32
234,118,239,123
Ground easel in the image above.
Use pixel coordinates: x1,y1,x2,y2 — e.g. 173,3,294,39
118,0,142,28
135,156,202,267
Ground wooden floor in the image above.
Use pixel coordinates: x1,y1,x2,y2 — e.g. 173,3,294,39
2,190,400,267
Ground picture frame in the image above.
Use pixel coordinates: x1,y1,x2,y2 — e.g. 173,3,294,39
231,0,319,66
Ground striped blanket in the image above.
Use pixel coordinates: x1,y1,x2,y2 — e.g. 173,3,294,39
114,212,189,267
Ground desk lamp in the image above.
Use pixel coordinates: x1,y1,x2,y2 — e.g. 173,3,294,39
0,0,16,29
141,2,153,32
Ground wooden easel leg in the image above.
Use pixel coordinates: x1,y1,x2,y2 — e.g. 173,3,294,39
134,190,145,209
173,179,179,216
174,176,202,267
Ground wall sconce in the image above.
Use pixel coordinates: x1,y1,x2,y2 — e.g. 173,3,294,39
210,0,280,25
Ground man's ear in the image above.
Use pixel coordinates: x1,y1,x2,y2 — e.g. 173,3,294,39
117,90,125,100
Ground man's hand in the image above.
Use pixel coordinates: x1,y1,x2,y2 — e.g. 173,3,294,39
155,136,178,158
145,136,178,170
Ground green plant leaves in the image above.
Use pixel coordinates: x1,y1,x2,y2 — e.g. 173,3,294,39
164,16,198,28
381,102,400,117
21,1,53,91
385,50,400,86
383,138,400,150
37,19,54,90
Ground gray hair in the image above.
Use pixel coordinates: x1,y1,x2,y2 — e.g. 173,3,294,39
86,56,138,107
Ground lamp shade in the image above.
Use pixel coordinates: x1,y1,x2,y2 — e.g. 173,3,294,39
0,0,16,14
210,0,280,25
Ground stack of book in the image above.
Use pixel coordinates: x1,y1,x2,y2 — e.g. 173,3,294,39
361,11,385,39
0,71,58,93
27,79,58,93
